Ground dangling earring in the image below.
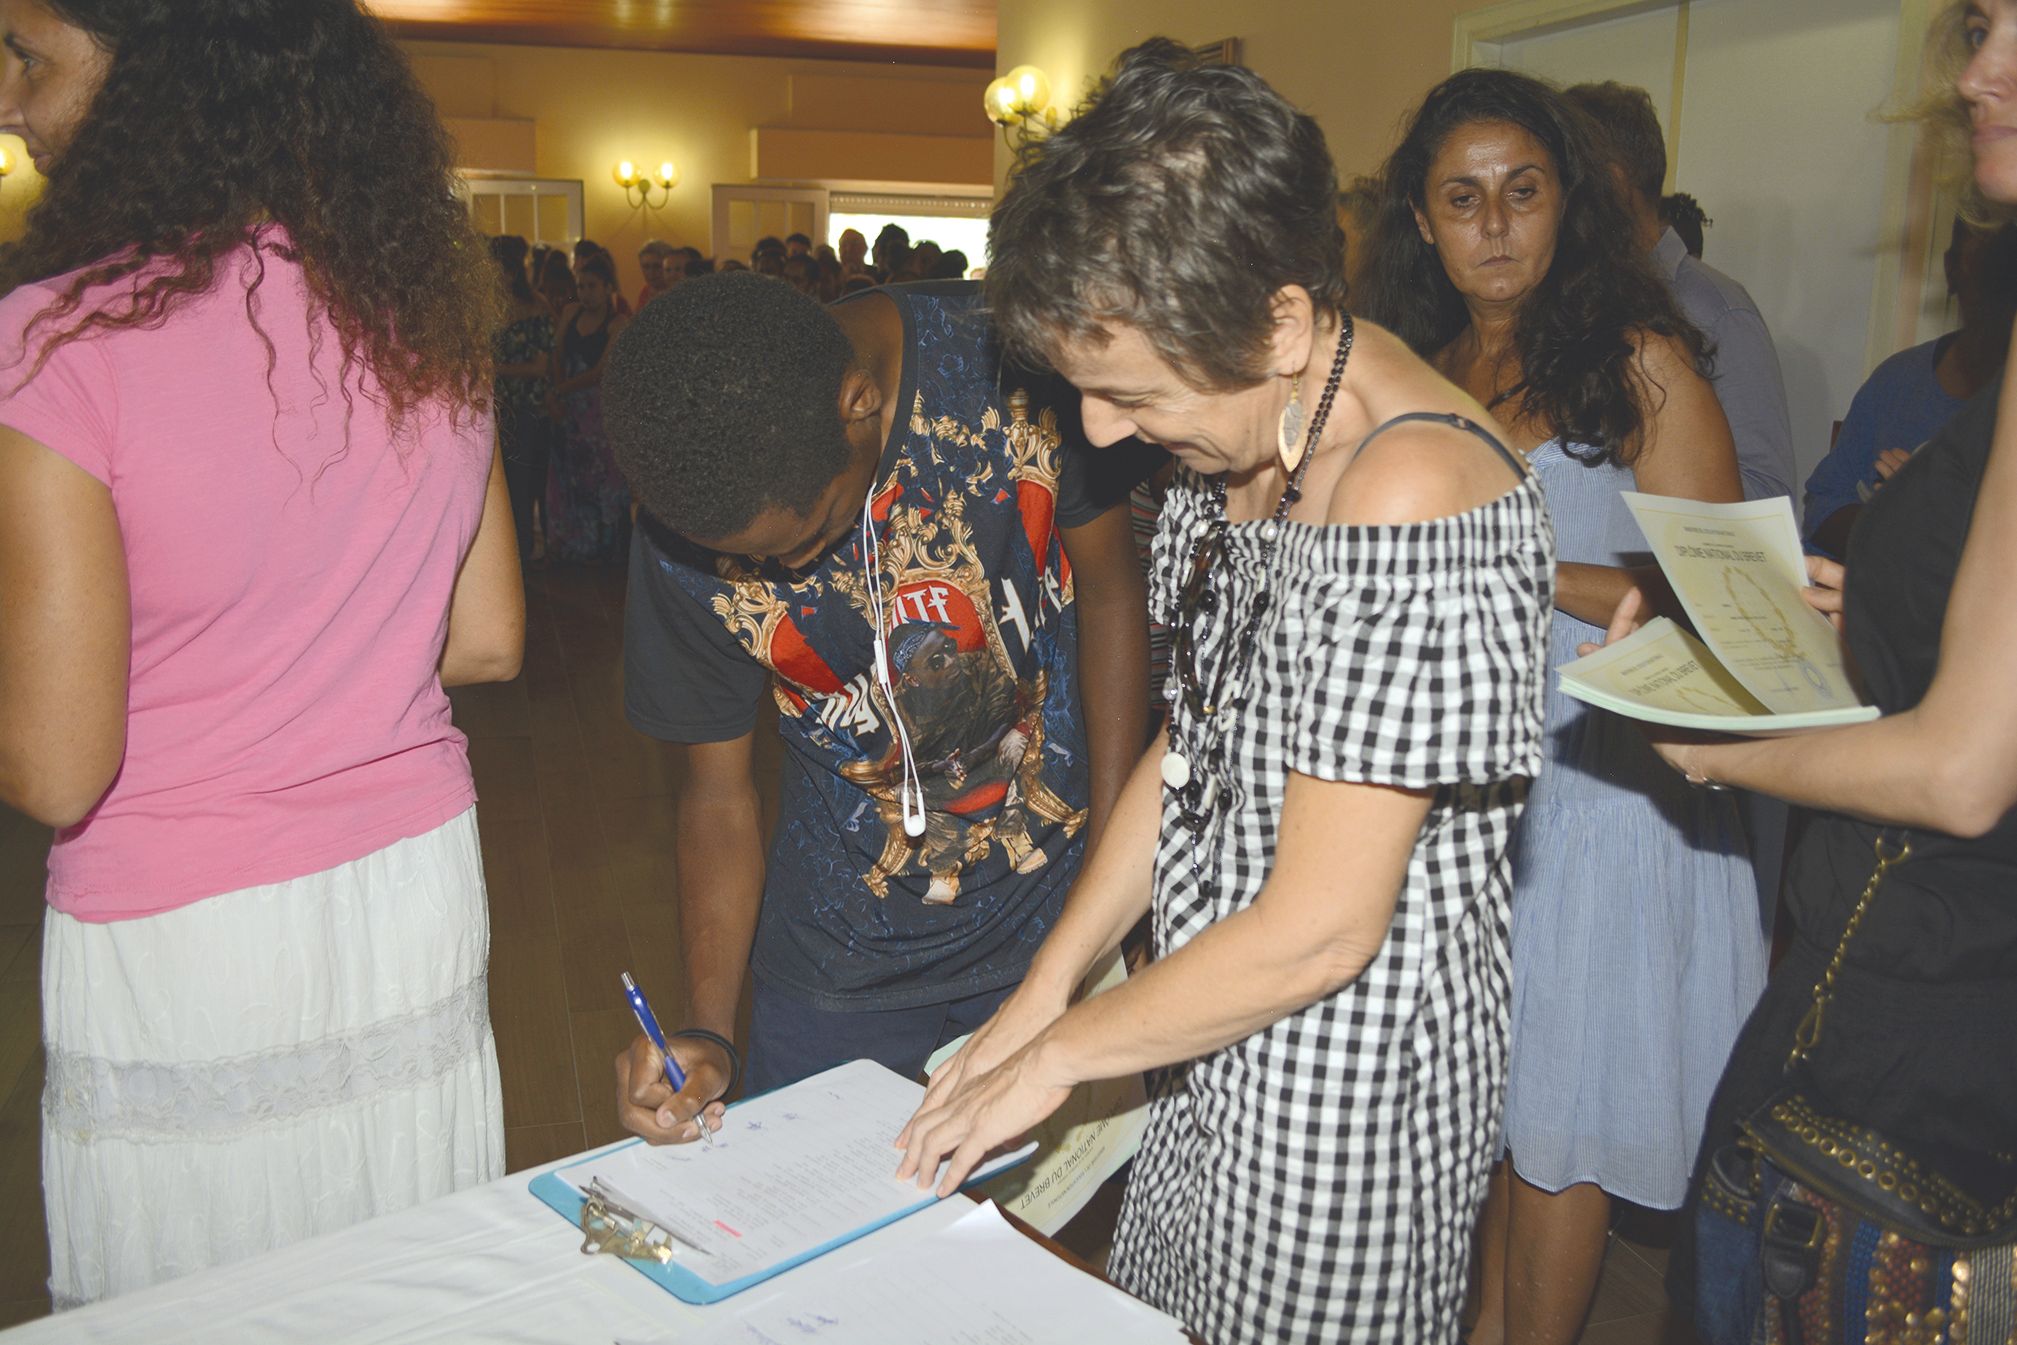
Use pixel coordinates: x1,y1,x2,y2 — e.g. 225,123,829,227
1277,372,1308,473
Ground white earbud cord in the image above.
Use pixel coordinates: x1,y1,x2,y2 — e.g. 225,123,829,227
861,493,928,839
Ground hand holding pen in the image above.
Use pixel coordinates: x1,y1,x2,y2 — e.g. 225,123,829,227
615,972,733,1146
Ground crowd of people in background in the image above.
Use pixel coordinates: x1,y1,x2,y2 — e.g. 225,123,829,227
5,1,2016,1341
487,224,972,562
533,224,972,311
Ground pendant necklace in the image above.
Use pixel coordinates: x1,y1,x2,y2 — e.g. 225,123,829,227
1161,316,1355,816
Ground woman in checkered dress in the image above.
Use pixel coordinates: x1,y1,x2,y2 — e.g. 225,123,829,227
898,42,1554,1343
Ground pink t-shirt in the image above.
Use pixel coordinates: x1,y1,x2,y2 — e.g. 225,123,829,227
0,236,492,921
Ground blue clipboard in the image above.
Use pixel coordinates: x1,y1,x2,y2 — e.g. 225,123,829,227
529,1104,1032,1304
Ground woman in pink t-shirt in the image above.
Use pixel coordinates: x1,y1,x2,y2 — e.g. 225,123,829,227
0,0,524,1307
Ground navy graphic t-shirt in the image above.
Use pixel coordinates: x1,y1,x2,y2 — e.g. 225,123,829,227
623,282,1161,1011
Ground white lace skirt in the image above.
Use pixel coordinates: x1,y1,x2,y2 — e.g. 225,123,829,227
41,807,505,1308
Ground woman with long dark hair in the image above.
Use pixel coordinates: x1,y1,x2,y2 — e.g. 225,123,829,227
545,249,630,562
0,0,521,1306
1355,70,1757,1344
490,234,555,562
897,42,1553,1342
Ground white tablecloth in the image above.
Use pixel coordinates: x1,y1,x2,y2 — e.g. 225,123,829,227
1,1141,977,1344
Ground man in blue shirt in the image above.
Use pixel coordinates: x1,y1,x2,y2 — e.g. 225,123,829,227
1802,338,1967,558
1802,219,2017,558
1565,82,1797,508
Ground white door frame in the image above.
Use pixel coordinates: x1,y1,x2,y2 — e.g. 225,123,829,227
1452,0,1944,375
456,173,585,248
709,185,830,264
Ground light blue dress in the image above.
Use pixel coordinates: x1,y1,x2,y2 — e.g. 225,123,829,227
1502,440,1768,1209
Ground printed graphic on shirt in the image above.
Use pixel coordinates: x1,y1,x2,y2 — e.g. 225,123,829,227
847,420,1087,899
705,389,1085,906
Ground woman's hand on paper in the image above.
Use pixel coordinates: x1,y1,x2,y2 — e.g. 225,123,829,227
1800,555,1847,631
615,1032,729,1145
1639,556,1854,779
897,985,1066,1152
895,1037,1073,1198
1570,564,1675,657
1577,556,1848,659
1567,579,1755,780
1576,583,1650,657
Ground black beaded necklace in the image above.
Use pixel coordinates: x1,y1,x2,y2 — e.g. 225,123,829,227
1161,315,1354,836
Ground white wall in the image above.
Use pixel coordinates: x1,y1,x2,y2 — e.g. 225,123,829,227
1489,7,1683,143
992,0,1519,188
1494,0,1905,493
1675,0,1901,482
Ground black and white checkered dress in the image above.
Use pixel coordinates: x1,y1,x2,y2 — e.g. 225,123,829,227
1107,443,1554,1344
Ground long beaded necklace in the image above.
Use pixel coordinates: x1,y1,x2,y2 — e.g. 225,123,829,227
1160,316,1355,834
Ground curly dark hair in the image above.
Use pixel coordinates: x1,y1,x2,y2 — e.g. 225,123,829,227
987,38,1346,392
1354,68,1707,466
1661,193,1712,259
602,271,854,540
0,0,496,422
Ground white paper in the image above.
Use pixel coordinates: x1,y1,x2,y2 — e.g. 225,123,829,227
677,1202,1189,1345
1558,616,1875,733
1620,493,1864,715
571,1059,1033,1285
924,949,1149,1236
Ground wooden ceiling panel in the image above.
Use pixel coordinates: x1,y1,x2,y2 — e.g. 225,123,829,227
366,0,996,68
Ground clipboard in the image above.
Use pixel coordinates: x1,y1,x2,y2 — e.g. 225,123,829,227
529,1059,1035,1304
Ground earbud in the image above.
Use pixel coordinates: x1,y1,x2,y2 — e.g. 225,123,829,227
864,496,929,845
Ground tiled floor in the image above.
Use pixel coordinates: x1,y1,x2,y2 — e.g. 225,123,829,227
0,562,1685,1340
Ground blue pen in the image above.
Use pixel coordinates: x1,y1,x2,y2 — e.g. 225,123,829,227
621,971,712,1144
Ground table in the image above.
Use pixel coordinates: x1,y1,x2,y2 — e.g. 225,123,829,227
0,1140,987,1344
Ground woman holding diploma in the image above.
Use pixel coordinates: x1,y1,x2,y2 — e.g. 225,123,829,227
1351,69,1759,1345
898,42,1553,1343
1596,4,2017,1336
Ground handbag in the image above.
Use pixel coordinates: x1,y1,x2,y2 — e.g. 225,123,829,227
1693,832,2017,1345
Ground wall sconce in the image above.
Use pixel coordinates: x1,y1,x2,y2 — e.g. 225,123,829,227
984,65,1055,144
613,159,677,209
0,146,12,178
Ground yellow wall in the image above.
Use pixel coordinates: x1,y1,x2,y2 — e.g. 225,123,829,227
0,43,992,277
0,167,39,246
994,0,1491,186
401,40,991,298
0,5,1493,259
